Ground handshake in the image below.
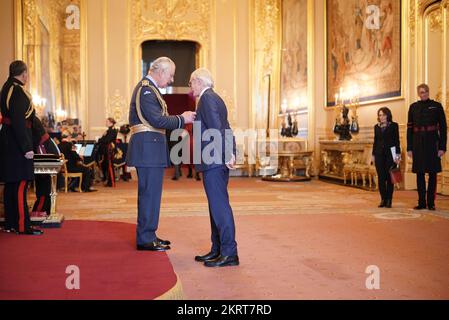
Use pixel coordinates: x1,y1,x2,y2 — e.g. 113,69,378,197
181,111,196,124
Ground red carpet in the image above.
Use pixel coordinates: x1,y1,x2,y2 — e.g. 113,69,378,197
0,220,179,300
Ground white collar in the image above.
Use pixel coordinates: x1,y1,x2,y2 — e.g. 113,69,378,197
199,87,211,100
146,75,158,88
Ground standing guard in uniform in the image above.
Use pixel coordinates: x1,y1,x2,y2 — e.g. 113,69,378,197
0,61,43,235
98,117,118,187
126,57,196,251
407,84,447,211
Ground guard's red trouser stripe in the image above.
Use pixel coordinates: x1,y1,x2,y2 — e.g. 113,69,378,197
36,196,45,212
108,161,115,187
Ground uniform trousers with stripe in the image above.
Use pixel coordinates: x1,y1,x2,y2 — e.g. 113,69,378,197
416,172,437,207
3,181,31,232
32,175,51,214
102,154,115,187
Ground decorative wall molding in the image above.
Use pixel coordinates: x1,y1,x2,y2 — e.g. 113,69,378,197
410,0,416,46
131,0,210,45
427,7,443,32
130,0,212,81
250,0,281,132
107,89,128,125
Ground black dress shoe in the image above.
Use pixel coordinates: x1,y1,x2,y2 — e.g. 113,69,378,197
385,199,392,208
204,255,239,267
428,205,436,211
137,241,170,251
195,251,220,262
157,237,171,246
378,200,386,208
17,227,43,235
414,205,427,210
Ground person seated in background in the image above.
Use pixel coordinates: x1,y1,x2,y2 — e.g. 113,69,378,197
60,137,96,192
61,126,71,139
70,125,83,141
31,116,61,217
98,117,118,187
58,134,73,156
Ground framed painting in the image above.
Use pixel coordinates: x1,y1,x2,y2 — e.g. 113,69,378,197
326,0,402,106
280,0,308,114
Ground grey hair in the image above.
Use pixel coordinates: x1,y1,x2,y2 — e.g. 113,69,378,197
149,57,175,74
191,68,214,88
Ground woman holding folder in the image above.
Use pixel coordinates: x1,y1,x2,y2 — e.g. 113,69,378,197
372,107,401,208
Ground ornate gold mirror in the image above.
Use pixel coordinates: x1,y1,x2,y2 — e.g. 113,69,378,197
18,0,82,125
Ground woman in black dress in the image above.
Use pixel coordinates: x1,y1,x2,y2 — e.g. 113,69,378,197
372,107,401,208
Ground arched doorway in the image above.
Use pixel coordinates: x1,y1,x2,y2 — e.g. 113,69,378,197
141,40,200,90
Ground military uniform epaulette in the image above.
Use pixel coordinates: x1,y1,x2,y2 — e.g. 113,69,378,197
6,82,34,118
138,79,168,117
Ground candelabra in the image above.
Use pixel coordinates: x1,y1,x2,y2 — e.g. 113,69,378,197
280,113,298,138
333,90,360,141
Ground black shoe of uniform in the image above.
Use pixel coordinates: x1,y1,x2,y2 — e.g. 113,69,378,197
157,237,171,246
428,204,436,211
385,199,392,208
137,241,170,251
195,173,201,181
195,251,220,262
17,227,43,235
378,200,386,208
414,204,427,210
204,255,239,267
172,176,179,181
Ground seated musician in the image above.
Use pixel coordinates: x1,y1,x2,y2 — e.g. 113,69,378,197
60,137,96,192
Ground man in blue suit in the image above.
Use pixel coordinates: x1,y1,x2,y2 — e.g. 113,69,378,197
127,57,196,251
190,68,239,267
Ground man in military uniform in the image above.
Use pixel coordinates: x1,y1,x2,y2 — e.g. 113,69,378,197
98,117,118,187
126,57,196,251
407,84,447,210
0,60,43,235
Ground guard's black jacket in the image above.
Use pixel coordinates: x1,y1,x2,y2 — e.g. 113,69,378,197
0,77,35,182
407,99,447,173
98,127,118,151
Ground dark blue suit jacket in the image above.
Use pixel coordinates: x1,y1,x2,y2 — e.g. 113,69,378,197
126,77,184,168
194,88,236,173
